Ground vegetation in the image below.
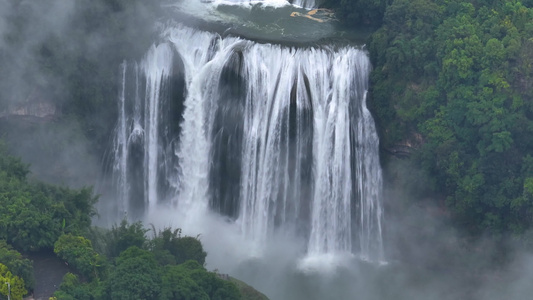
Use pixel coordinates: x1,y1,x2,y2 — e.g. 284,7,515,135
106,220,149,258
54,234,106,281
51,226,243,300
323,0,392,26
0,263,27,300
359,0,533,236
229,277,270,300
0,144,97,252
0,241,34,291
107,246,162,300
0,145,251,299
149,227,207,266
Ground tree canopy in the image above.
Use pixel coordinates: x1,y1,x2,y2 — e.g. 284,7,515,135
0,241,34,291
0,144,97,252
366,0,533,235
52,225,245,300
0,263,27,300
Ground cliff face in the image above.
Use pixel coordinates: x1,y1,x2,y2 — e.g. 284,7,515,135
3,101,58,119
0,87,99,188
1,93,59,120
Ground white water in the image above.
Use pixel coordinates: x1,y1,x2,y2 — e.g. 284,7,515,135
113,23,384,262
112,62,128,217
210,0,317,9
212,0,290,8
143,44,174,211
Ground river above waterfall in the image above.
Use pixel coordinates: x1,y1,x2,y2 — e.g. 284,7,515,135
166,0,371,44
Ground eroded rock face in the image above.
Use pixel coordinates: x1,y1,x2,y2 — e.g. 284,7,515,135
5,101,57,118
386,132,424,158
1,89,59,120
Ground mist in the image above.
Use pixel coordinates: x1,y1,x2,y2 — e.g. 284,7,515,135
139,183,533,300
0,0,160,186
136,155,533,300
0,0,87,187
0,0,74,106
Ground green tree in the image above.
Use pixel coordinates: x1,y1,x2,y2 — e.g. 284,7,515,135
108,246,161,300
188,265,242,300
54,234,106,280
369,0,533,235
336,0,391,26
150,227,207,266
0,263,27,300
51,273,94,300
0,241,34,291
160,264,209,300
107,220,149,258
0,145,98,251
161,260,241,300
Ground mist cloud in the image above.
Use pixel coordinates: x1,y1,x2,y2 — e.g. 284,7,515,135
1,0,160,189
0,0,7,47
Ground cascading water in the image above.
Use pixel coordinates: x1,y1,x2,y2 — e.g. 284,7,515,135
112,22,384,261
210,0,318,9
112,44,179,220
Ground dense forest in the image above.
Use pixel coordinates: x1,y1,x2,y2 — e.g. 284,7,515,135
1,0,533,299
324,0,533,237
0,145,261,299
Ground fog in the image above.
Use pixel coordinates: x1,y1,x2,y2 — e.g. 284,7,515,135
2,1,533,300
0,1,7,47
0,0,157,187
0,0,74,106
134,157,533,300
0,0,91,187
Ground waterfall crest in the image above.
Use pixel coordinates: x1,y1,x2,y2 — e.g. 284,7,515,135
113,23,384,261
210,0,318,9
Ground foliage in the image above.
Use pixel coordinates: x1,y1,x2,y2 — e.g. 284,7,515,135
84,226,113,258
0,263,27,300
52,223,247,300
107,246,162,300
54,234,106,280
173,236,207,266
107,219,149,258
369,0,533,235
229,277,269,300
0,240,34,291
0,143,29,181
51,273,97,300
0,145,98,251
160,264,210,300
188,267,242,300
150,227,207,266
323,0,392,26
161,261,241,300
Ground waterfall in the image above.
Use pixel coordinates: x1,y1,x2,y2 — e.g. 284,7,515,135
143,44,174,212
291,0,316,8
112,23,384,261
112,62,128,217
210,0,318,9
112,44,178,220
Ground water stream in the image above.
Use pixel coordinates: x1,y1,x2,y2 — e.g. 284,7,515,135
112,19,384,263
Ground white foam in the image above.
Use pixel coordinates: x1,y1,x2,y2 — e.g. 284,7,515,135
297,252,356,274
211,0,291,9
